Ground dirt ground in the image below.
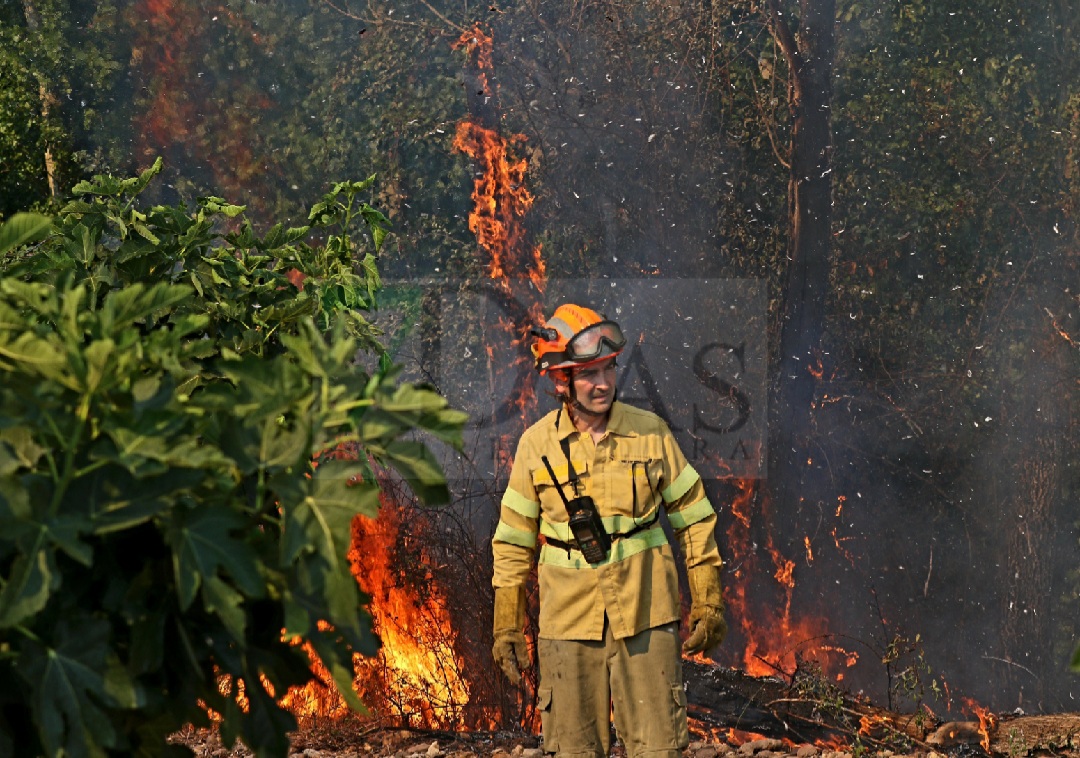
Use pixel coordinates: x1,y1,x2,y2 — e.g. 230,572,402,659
168,721,1005,758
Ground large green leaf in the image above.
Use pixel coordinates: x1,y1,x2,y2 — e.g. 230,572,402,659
102,425,232,476
0,331,68,382
0,544,55,629
279,321,358,380
71,157,162,199
0,213,51,257
0,425,45,472
16,617,137,757
0,299,26,332
1072,643,1080,673
281,460,380,566
0,427,47,473
217,357,310,417
0,471,31,522
100,282,194,333
169,505,265,611
257,413,314,470
382,439,451,505
44,514,93,567
258,222,311,251
88,468,202,534
201,576,247,641
359,383,468,449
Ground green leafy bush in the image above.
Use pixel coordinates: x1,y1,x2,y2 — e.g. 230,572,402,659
0,160,466,757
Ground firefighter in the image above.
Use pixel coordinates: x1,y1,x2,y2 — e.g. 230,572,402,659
491,303,727,758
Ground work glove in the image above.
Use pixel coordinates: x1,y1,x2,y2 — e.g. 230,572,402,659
682,564,728,655
492,585,530,684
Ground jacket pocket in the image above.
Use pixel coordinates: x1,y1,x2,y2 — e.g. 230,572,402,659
531,461,588,510
531,460,588,488
670,683,690,749
537,686,558,754
614,457,662,517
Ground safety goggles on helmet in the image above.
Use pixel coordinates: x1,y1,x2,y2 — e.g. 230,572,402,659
531,304,627,375
564,320,626,361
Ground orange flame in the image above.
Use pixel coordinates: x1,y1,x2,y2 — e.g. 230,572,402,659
453,120,539,280
346,493,470,728
725,728,769,746
277,623,351,721
1045,307,1079,348
452,22,547,475
858,714,886,737
264,491,471,728
961,697,998,752
718,476,855,679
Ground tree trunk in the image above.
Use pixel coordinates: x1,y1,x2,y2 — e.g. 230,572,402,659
21,0,59,198
765,0,836,518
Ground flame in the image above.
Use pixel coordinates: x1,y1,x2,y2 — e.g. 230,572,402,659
813,735,849,751
718,477,856,679
961,697,998,752
453,24,494,97
858,714,888,737
830,527,858,565
255,495,471,728
452,24,543,291
272,24,555,734
452,22,547,475
277,623,352,721
453,119,540,282
725,728,770,745
1045,307,1079,348
269,445,471,728
689,724,847,755
347,492,470,728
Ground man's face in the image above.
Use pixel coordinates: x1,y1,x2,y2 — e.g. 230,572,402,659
559,357,617,415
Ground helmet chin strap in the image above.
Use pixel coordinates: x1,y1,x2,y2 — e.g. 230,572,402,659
563,385,618,419
569,395,605,418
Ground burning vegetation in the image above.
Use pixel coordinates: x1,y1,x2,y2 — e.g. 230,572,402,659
238,21,1077,757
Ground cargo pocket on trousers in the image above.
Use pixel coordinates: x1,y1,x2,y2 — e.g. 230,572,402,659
670,684,689,749
538,686,558,755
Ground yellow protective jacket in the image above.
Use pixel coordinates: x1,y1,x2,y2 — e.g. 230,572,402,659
492,401,722,641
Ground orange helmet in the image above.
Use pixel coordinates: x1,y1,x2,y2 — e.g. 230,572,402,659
530,304,627,375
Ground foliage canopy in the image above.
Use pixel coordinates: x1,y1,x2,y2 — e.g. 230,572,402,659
0,159,466,757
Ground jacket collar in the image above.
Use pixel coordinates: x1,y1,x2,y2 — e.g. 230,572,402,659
554,401,636,440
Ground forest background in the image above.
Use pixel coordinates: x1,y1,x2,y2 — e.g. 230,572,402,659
1,0,1078,720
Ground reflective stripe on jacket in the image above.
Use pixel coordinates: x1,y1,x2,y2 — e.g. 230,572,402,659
492,401,722,640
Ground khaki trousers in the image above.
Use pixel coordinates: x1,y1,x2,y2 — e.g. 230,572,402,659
537,622,689,758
